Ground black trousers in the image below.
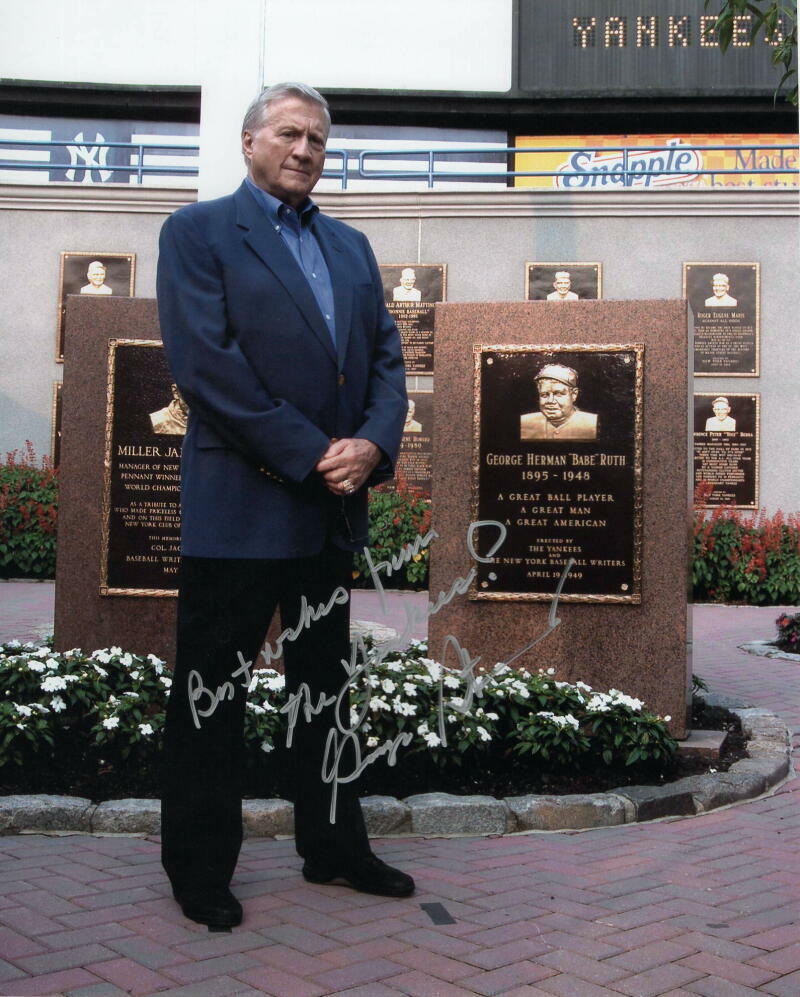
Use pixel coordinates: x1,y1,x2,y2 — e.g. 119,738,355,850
161,548,370,893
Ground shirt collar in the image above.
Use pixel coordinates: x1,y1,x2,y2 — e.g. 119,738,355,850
244,176,319,228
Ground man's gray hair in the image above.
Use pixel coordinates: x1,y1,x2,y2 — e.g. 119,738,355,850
241,82,331,138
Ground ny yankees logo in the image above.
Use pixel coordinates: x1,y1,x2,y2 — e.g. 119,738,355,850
66,132,113,183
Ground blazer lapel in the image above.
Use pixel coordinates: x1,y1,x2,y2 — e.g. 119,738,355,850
312,214,353,372
234,183,337,365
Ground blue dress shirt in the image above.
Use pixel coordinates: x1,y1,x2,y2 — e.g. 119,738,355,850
244,177,336,347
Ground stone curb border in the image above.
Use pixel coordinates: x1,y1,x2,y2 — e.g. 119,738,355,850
0,704,791,838
740,640,800,662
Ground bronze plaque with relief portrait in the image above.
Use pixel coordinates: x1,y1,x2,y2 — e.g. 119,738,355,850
471,344,643,603
100,340,186,596
380,263,446,374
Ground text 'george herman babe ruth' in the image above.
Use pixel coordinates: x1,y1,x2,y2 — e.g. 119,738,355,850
520,364,597,441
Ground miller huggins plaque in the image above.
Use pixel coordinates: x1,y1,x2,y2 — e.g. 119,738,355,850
693,392,759,509
684,262,760,376
380,263,446,374
101,340,185,596
471,344,643,603
525,262,602,301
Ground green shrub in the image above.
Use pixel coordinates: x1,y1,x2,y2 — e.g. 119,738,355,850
0,637,677,801
775,611,800,651
693,483,800,605
0,443,58,579
353,472,431,589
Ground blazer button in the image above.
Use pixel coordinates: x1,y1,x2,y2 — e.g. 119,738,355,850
338,373,346,386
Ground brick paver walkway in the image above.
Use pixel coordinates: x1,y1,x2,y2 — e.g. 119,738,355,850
0,589,798,996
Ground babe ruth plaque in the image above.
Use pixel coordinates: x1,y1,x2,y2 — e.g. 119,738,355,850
683,263,760,376
525,263,602,302
380,263,446,374
693,392,759,509
101,340,185,596
471,344,643,603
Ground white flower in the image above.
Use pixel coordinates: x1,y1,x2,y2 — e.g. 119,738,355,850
392,697,416,716
664,715,672,722
536,711,579,730
387,661,404,673
476,726,492,742
369,696,390,712
350,706,360,726
120,653,134,668
366,736,379,747
93,664,108,678
122,691,139,699
62,674,79,684
423,731,442,748
159,676,173,689
41,675,67,692
443,675,460,689
14,704,33,717
92,650,112,664
381,678,396,694
260,740,274,753
403,682,417,697
102,717,120,729
27,660,46,673
576,680,592,692
546,667,556,675
6,640,20,648
50,696,66,713
264,673,285,691
138,723,154,736
247,703,266,715
129,670,140,681
147,654,165,673
421,658,441,681
109,646,123,656
609,689,643,711
34,647,51,659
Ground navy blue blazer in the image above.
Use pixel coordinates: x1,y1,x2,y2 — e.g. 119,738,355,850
156,181,407,559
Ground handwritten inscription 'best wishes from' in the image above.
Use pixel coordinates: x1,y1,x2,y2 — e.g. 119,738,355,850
187,522,575,822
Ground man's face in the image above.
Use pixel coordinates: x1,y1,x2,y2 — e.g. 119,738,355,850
87,263,106,286
242,96,328,208
401,271,416,290
537,378,577,425
553,275,571,297
712,400,730,420
712,277,729,298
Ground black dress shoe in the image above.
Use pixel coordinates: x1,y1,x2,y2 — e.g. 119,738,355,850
302,855,415,897
173,885,243,927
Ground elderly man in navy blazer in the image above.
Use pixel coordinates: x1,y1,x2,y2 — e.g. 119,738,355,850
157,82,411,928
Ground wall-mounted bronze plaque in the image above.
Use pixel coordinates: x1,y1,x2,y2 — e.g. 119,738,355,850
525,262,602,301
100,340,185,596
683,262,760,376
57,251,136,363
471,344,643,603
396,390,433,495
693,392,759,509
379,263,446,374
50,381,62,468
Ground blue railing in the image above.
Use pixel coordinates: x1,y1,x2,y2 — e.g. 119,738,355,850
0,138,200,184
0,140,797,188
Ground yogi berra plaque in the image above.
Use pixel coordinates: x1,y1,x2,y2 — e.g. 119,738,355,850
101,340,186,596
693,392,759,509
380,263,446,374
472,344,643,603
